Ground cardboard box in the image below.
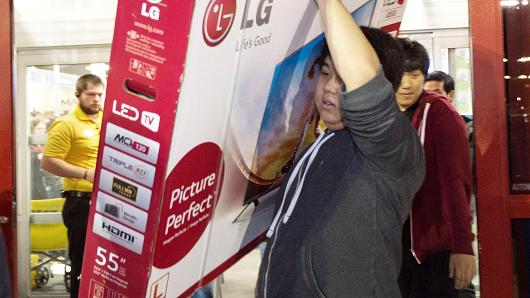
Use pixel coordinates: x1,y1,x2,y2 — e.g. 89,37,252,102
79,0,407,297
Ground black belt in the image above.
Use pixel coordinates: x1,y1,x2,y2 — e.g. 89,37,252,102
62,191,92,199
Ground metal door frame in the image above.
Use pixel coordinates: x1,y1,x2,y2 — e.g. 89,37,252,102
15,45,110,297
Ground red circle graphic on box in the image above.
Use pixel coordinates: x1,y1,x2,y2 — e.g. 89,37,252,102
154,142,224,268
202,0,236,47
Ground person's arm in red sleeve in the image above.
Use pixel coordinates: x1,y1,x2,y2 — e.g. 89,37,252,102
431,103,476,289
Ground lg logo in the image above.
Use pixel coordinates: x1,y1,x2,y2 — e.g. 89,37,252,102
202,0,236,47
141,0,162,20
202,0,274,47
241,0,273,29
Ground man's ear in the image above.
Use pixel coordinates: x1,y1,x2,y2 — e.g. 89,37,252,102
75,91,80,98
447,90,455,102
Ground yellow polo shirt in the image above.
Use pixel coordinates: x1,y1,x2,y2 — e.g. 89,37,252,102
43,106,102,192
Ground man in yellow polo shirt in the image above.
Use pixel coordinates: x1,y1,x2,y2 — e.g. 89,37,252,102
41,74,104,298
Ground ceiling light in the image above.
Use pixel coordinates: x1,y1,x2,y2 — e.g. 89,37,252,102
500,0,519,6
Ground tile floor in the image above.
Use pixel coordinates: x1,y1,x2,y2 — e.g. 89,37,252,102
217,248,261,298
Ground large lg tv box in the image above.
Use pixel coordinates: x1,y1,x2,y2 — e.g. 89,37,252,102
79,0,408,297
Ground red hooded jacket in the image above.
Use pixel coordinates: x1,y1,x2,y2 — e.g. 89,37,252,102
409,90,474,262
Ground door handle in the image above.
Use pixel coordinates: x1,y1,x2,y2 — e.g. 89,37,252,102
0,216,8,224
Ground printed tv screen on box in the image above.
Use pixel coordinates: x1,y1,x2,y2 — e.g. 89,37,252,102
79,0,407,297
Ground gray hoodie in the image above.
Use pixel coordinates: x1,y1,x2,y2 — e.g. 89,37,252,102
256,70,425,298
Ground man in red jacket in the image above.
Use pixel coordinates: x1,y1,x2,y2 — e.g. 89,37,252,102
396,38,476,297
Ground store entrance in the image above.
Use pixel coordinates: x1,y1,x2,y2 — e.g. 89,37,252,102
15,47,109,297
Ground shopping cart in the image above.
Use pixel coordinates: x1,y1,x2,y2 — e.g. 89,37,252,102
30,198,70,292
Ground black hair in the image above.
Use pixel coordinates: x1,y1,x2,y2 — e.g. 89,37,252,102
308,43,328,80
312,27,405,91
397,38,430,76
359,26,404,91
425,70,455,94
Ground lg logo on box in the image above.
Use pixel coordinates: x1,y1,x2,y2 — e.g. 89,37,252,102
141,0,162,20
112,100,160,132
241,0,273,29
202,0,236,47
203,0,274,47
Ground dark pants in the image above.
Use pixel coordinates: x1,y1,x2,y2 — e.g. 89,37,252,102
399,250,459,298
62,196,90,298
0,228,11,298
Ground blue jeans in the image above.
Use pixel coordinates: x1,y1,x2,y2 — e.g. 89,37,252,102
191,283,213,298
259,241,267,258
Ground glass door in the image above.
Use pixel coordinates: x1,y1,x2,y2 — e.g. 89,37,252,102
16,47,110,297
432,34,473,116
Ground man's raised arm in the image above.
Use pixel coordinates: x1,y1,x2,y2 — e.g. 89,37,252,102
315,0,380,92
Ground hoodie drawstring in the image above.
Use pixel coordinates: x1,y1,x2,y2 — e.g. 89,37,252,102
266,131,335,238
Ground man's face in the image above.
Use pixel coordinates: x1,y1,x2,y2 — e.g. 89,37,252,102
77,82,104,115
424,80,454,102
314,56,345,131
396,69,425,111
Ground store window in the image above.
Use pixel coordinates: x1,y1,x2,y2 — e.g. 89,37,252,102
24,62,108,296
505,3,530,195
443,47,473,115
